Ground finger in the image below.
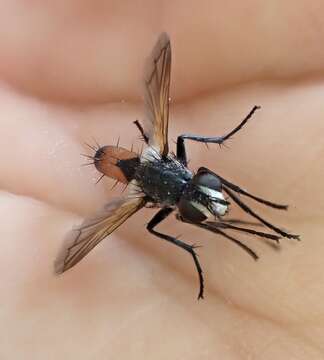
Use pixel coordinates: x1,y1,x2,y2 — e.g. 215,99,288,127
0,2,324,102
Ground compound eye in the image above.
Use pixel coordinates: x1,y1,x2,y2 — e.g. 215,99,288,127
193,172,222,191
178,198,207,223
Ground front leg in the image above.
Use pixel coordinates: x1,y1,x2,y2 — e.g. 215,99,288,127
147,207,205,300
176,106,260,165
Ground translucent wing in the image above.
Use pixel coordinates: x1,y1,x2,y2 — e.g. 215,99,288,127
55,196,145,274
143,32,171,156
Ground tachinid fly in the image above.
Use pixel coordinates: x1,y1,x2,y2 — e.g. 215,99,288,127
55,33,299,299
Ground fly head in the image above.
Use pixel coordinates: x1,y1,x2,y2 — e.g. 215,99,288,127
178,168,229,223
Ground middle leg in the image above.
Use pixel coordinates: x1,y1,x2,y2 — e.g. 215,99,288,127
176,106,260,165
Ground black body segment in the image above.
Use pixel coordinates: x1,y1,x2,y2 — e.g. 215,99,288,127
134,156,192,206
117,157,141,182
192,169,222,191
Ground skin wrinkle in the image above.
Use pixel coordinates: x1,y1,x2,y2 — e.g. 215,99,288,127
197,289,324,358
1,1,324,103
3,68,324,107
222,289,324,357
105,298,167,347
1,71,321,115
210,231,324,356
255,336,319,360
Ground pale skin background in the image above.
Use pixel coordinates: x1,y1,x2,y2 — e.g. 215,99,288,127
0,1,324,359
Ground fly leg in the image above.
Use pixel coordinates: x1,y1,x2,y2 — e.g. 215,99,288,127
220,219,264,227
134,120,149,144
223,187,300,240
176,106,260,165
190,221,259,260
147,207,205,300
206,221,281,242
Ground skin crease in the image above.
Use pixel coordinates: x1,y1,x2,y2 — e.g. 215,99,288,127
1,1,324,359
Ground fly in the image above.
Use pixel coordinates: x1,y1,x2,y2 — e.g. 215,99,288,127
55,33,299,299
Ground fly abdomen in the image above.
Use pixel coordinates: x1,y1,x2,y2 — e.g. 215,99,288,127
94,146,140,183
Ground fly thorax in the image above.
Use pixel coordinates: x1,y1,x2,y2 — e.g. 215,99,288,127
134,155,192,206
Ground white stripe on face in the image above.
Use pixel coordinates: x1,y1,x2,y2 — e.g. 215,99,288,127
197,185,228,216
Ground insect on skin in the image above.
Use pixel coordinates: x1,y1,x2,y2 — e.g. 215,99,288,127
55,33,300,299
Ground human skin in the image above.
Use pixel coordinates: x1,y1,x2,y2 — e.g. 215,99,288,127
1,1,324,359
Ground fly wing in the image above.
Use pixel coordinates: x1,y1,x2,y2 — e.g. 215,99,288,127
143,32,171,156
55,196,145,274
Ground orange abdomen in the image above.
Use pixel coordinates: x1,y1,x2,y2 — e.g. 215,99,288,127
94,146,140,184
